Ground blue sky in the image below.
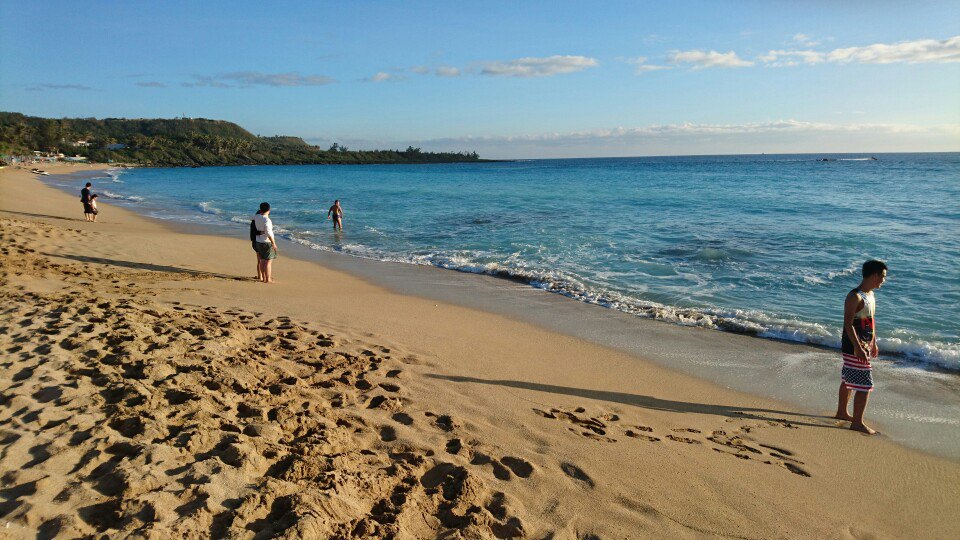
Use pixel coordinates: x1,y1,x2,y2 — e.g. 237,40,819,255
2,1,958,158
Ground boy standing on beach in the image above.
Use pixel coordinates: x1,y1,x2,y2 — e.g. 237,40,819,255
834,260,887,434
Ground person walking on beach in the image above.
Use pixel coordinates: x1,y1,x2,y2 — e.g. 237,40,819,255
253,202,279,283
89,194,99,222
834,260,887,434
81,182,94,221
327,199,343,231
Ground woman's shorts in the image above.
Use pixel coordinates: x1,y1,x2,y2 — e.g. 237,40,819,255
83,203,95,213
254,242,277,260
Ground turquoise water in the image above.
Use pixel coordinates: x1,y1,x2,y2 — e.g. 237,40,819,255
63,154,959,371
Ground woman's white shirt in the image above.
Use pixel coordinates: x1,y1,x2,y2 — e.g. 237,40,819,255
253,214,274,243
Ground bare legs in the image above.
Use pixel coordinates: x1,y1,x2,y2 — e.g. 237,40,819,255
850,391,875,434
256,254,264,281
258,258,274,284
333,217,342,231
834,383,854,421
834,383,876,434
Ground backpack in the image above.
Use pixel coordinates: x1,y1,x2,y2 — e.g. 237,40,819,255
249,219,258,242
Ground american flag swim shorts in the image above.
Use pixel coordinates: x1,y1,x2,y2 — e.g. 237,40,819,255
841,353,874,392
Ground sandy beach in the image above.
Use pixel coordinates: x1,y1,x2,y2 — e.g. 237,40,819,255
1,163,958,538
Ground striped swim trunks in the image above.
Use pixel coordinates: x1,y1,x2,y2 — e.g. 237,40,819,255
841,353,874,392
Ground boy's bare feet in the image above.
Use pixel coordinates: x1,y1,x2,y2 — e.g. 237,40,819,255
833,412,854,422
850,423,877,435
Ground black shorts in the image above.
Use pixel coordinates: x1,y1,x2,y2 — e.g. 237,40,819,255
83,202,95,213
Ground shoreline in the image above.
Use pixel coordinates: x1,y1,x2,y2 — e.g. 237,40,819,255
50,160,959,373
43,164,960,460
2,163,959,538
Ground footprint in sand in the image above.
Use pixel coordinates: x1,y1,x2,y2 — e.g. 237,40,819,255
665,434,701,444
470,452,512,481
500,457,534,479
445,438,463,455
391,412,413,426
624,428,661,442
534,407,617,442
425,412,457,432
379,425,397,442
560,462,594,489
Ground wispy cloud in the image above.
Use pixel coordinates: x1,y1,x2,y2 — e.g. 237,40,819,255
791,33,821,47
183,71,336,88
667,50,754,69
431,120,954,143
479,55,598,77
762,35,960,66
135,81,166,88
435,66,461,77
25,83,93,91
627,56,670,74
303,120,960,159
363,71,395,83
410,65,431,75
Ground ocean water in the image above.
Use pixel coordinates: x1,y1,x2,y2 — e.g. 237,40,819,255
59,153,960,371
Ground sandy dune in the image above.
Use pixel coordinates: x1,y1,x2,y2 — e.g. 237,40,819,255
0,164,958,539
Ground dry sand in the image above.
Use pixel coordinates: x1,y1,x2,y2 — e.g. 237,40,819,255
1,163,958,539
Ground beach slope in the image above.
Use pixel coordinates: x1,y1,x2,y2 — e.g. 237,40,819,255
1,164,958,538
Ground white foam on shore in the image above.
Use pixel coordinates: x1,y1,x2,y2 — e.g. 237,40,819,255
281,230,958,371
197,201,223,215
99,189,144,202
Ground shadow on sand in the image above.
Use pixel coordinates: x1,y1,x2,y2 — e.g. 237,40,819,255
426,374,833,429
1,210,83,222
52,253,248,281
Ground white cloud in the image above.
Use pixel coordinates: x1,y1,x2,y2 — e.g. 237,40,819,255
758,49,827,67
628,56,670,74
479,55,598,77
135,81,166,88
827,35,960,64
366,71,393,82
410,65,431,74
792,33,821,46
435,66,461,77
667,49,754,69
762,35,960,66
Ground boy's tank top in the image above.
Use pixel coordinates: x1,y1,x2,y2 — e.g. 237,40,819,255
841,288,875,363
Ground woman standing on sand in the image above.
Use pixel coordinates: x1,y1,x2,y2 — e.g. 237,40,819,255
327,200,343,231
252,202,279,283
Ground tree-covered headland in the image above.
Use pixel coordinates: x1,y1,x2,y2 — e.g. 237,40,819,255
0,112,488,167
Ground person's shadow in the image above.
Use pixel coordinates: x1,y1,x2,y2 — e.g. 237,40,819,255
426,374,833,428
51,253,245,281
1,210,83,222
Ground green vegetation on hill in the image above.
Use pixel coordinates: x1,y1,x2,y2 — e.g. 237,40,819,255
0,112,486,167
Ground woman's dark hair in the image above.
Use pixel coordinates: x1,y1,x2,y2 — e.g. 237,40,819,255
85,182,92,187
862,260,888,278
259,202,270,212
